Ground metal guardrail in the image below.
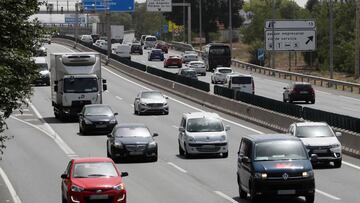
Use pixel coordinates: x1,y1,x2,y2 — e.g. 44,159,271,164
169,41,360,94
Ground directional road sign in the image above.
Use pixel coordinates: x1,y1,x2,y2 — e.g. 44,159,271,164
257,48,265,62
82,0,134,12
265,30,316,51
147,0,172,12
65,14,86,24
265,20,315,30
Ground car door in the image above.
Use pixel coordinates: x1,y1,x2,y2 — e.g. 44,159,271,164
62,161,72,199
238,139,252,192
178,118,186,149
288,124,295,136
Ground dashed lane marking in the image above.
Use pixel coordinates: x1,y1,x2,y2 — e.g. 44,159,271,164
167,162,187,173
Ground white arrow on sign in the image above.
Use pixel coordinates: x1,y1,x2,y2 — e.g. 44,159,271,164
265,30,316,51
265,20,316,29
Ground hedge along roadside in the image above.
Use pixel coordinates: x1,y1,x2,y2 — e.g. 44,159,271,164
52,38,360,159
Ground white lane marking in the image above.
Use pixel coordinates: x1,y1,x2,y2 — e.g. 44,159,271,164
12,114,33,117
167,162,187,173
343,161,360,170
0,167,22,203
316,90,331,95
103,67,264,134
214,191,238,203
22,109,30,112
316,189,341,200
339,95,360,102
115,96,123,101
23,119,39,122
172,125,178,129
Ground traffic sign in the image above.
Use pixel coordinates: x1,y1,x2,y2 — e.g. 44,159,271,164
257,48,265,62
65,14,86,24
265,20,315,30
163,24,169,33
265,30,316,51
147,0,172,12
82,0,134,12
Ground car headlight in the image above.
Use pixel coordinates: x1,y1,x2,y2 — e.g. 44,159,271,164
109,118,117,124
330,144,340,148
84,118,92,125
148,141,157,148
114,141,123,148
113,183,125,191
71,185,84,192
302,170,314,178
220,135,226,141
254,173,267,179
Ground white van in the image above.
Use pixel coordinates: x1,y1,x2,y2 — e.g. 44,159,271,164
225,73,255,94
113,43,131,59
144,36,157,49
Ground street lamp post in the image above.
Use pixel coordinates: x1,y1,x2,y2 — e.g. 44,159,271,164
329,0,334,80
229,0,232,52
271,0,275,69
199,0,202,50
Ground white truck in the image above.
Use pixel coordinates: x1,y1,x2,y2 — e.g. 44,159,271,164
50,52,107,119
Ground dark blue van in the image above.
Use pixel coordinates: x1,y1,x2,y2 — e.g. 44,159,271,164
237,134,316,203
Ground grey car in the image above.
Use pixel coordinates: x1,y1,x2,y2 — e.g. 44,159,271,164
107,123,158,162
134,91,169,115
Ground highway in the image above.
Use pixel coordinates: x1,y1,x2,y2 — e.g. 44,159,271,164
0,43,360,203
130,49,360,119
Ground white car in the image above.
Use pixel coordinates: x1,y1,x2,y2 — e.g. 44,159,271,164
80,35,93,43
224,73,255,94
112,43,131,59
182,53,198,63
178,112,230,158
93,40,107,50
144,35,157,49
211,67,233,84
288,122,342,168
186,61,206,76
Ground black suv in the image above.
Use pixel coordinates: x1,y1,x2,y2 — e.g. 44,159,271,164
130,43,143,55
237,134,316,203
283,82,315,104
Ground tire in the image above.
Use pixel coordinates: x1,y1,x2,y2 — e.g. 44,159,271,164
311,99,315,104
239,186,247,199
250,182,260,203
178,65,182,68
151,155,158,162
62,194,67,203
178,141,184,156
134,107,138,115
305,194,315,203
79,124,83,134
222,151,228,158
107,143,111,158
334,160,342,168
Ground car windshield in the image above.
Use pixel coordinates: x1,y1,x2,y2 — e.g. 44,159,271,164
218,69,232,74
187,117,224,132
72,162,118,178
152,50,161,54
115,126,151,138
37,63,48,71
191,62,203,66
295,126,334,138
255,140,308,161
64,78,98,93
84,106,113,116
146,37,156,41
232,76,252,84
141,92,163,99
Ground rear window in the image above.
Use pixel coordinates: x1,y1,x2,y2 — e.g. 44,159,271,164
218,69,232,74
294,84,312,90
295,126,334,138
231,76,252,84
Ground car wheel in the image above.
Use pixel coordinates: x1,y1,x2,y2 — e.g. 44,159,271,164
106,143,111,158
222,151,228,158
134,107,138,115
178,141,184,156
239,186,247,199
151,154,158,162
334,160,342,168
305,194,315,203
311,99,315,104
79,124,83,134
250,182,260,203
178,65,182,68
62,193,67,203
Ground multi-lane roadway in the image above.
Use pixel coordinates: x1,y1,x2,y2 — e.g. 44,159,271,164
1,43,360,203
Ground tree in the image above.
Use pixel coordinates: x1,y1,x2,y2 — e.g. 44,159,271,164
0,0,45,156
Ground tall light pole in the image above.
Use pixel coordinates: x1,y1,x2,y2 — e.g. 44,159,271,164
199,0,202,50
229,0,232,52
329,0,334,80
183,0,186,42
105,0,111,64
271,0,275,69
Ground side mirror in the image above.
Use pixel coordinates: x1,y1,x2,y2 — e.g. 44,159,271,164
103,84,107,91
61,174,67,179
114,113,118,116
54,85,58,92
107,133,112,138
225,125,230,131
335,132,342,137
153,133,159,137
179,127,185,132
241,156,250,163
121,172,128,177
310,154,318,162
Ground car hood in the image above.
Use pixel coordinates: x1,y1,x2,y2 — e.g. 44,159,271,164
186,131,226,142
116,136,152,145
72,177,122,189
300,137,340,147
85,115,114,122
140,98,166,104
253,160,312,173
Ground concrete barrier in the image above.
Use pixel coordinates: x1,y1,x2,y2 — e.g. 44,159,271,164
53,38,360,159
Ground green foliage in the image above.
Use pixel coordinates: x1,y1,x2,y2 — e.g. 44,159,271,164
0,0,45,156
132,3,166,38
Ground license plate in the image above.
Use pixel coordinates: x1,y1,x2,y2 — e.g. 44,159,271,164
96,124,107,128
89,195,109,200
129,151,143,155
300,91,308,94
202,145,215,148
277,190,295,195
313,149,327,153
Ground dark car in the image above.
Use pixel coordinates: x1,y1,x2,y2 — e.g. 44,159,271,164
156,42,168,53
31,57,50,86
91,34,100,43
107,123,158,162
130,42,143,55
283,82,315,104
78,104,118,134
237,134,316,203
148,49,164,61
164,55,182,68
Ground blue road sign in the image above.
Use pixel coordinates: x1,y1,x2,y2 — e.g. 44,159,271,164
82,0,134,12
257,48,265,62
163,25,168,33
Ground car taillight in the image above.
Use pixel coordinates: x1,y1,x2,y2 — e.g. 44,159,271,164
309,88,315,94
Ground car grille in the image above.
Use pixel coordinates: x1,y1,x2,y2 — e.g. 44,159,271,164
85,197,113,203
307,146,333,157
267,172,303,180
93,121,107,125
125,144,147,152
147,103,163,108
196,147,221,152
189,143,227,147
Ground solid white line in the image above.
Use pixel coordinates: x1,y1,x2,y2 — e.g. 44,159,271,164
343,161,360,170
23,119,39,122
214,191,238,203
103,67,264,134
316,189,341,200
167,162,187,173
115,96,123,101
12,114,33,117
0,167,22,203
316,90,331,95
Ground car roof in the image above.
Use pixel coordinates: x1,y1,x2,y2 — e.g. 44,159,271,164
184,53,197,56
73,157,114,163
115,123,147,128
243,134,301,143
295,122,328,127
168,55,180,58
180,68,196,72
183,112,221,119
293,82,311,85
31,57,47,64
151,49,162,52
216,67,232,70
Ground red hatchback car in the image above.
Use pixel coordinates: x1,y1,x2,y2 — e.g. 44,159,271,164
61,157,128,203
156,42,168,53
164,55,182,68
